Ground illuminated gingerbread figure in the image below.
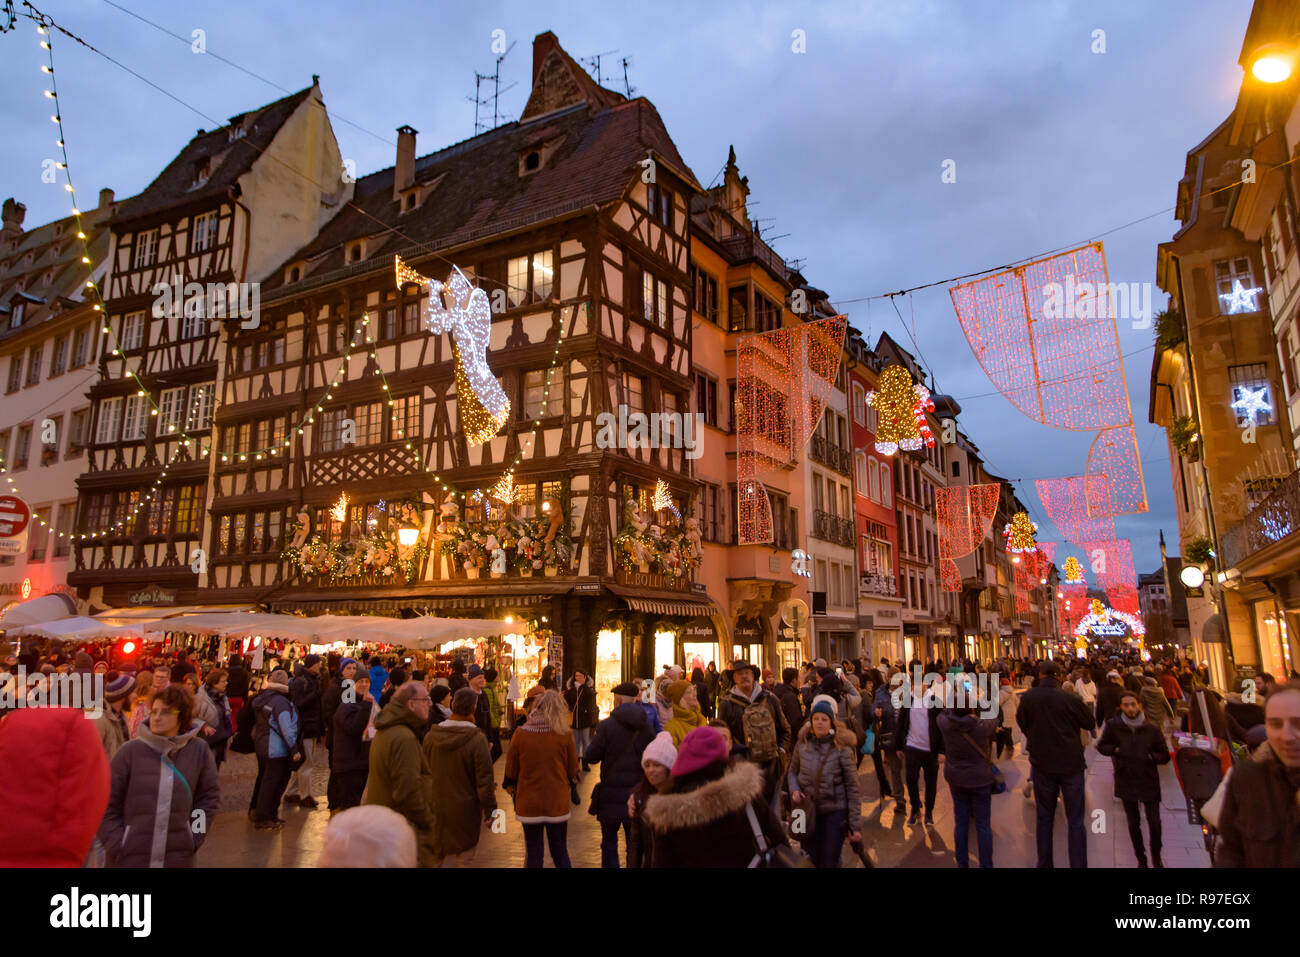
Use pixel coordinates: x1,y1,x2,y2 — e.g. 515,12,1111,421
866,364,934,455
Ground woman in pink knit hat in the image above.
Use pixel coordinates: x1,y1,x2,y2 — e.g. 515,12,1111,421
640,726,789,867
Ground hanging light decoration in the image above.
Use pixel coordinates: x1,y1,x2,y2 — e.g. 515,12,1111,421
1004,511,1038,559
489,469,516,506
935,483,1001,591
330,492,349,523
1062,555,1085,584
866,364,933,455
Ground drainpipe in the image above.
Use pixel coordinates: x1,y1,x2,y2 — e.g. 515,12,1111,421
1174,256,1237,677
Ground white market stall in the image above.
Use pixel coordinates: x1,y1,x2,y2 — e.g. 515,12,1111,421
9,616,147,642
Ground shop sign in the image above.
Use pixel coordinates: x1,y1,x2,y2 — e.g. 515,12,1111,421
733,617,763,641
573,582,601,594
876,608,899,619
936,626,955,636
681,617,717,642
903,622,920,635
615,568,690,592
547,633,564,681
129,586,177,606
0,495,30,556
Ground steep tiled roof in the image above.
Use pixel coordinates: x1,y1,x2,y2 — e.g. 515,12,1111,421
110,85,315,226
263,95,696,296
0,202,117,346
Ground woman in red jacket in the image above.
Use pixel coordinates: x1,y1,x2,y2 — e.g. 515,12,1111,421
504,689,579,867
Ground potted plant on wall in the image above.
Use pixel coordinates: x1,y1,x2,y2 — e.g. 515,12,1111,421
1169,414,1200,462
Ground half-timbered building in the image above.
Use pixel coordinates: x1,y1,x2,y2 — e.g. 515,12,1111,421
207,35,712,706
70,81,349,608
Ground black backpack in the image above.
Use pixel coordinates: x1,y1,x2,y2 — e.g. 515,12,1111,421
230,699,257,754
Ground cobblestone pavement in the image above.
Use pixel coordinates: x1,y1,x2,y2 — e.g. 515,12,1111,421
198,733,1212,868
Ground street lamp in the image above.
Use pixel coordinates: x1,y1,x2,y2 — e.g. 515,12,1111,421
397,523,420,548
1249,40,1298,84
1179,564,1206,589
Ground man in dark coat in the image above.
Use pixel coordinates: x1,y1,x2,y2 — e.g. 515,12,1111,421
225,654,250,728
584,682,653,868
1095,670,1127,727
773,668,805,742
1017,660,1096,867
285,654,325,808
1097,690,1170,867
330,672,373,811
323,657,360,810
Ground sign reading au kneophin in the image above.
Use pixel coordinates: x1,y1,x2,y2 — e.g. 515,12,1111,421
0,495,30,557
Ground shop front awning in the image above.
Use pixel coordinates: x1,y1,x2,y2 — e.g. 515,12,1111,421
143,610,519,649
616,593,718,617
269,583,571,615
93,604,259,626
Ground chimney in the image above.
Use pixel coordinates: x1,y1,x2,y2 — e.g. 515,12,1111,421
1,198,26,251
393,125,417,200
532,31,560,87
99,187,115,209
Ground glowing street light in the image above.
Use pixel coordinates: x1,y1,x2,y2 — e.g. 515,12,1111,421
1249,41,1297,84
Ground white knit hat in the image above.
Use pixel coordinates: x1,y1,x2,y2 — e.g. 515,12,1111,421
641,731,677,771
810,694,838,720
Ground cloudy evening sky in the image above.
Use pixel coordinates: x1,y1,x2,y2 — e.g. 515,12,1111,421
0,0,1256,574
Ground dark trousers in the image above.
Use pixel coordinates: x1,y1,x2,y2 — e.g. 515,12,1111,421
487,727,502,763
995,727,1014,758
249,755,266,812
950,784,994,868
1122,799,1162,864
809,809,848,869
870,747,891,798
1032,769,1087,868
599,819,631,868
523,822,571,868
904,747,939,815
326,745,338,809
256,756,293,823
333,769,368,812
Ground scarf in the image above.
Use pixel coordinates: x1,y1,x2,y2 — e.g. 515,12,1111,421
1120,712,1145,729
671,704,706,730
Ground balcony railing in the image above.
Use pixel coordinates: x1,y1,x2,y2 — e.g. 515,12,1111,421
810,434,853,477
1220,467,1300,569
812,509,855,548
719,232,789,279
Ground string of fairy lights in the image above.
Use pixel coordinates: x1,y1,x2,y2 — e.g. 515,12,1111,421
4,10,575,549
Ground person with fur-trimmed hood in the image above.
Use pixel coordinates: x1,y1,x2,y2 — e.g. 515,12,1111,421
641,725,789,867
787,694,862,868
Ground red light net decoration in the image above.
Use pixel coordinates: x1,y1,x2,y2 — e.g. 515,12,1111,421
1086,424,1147,517
1058,583,1089,638
1012,542,1056,614
1080,538,1141,619
949,243,1130,431
936,483,1002,591
736,317,847,545
1036,475,1116,547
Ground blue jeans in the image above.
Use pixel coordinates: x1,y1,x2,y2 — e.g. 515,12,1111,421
1032,769,1087,868
809,809,847,869
950,784,994,868
523,822,571,868
573,727,594,764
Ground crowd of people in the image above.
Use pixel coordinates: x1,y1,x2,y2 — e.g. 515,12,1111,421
0,639,1296,870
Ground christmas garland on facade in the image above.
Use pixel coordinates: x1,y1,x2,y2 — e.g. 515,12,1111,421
613,495,703,579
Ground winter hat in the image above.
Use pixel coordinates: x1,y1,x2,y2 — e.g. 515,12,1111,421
269,668,289,686
1106,670,1120,679
410,669,426,682
451,688,478,716
339,657,358,674
611,681,640,698
103,672,135,703
641,731,678,771
467,664,483,679
666,680,691,705
303,654,322,669
814,658,828,669
525,684,546,700
73,651,95,674
672,726,730,777
663,665,684,680
810,694,837,722
819,672,843,697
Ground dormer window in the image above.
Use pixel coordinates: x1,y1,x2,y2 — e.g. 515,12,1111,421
287,265,301,283
524,151,540,172
10,302,24,329
192,157,212,188
518,136,564,177
228,118,247,141
405,193,416,211
349,242,364,263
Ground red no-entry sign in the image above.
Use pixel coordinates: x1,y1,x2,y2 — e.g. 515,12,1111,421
0,495,31,539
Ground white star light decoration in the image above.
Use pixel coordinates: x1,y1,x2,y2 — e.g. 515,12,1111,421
1232,386,1272,424
1219,279,1262,315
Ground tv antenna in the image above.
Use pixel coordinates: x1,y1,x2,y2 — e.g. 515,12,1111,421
469,40,518,135
579,49,618,87
620,56,637,97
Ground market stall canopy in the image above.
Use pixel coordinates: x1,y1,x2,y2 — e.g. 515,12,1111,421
336,616,519,649
93,604,258,627
0,592,78,629
9,616,146,642
141,611,290,637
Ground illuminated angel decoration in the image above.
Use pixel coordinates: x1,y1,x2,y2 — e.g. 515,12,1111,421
396,255,509,444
